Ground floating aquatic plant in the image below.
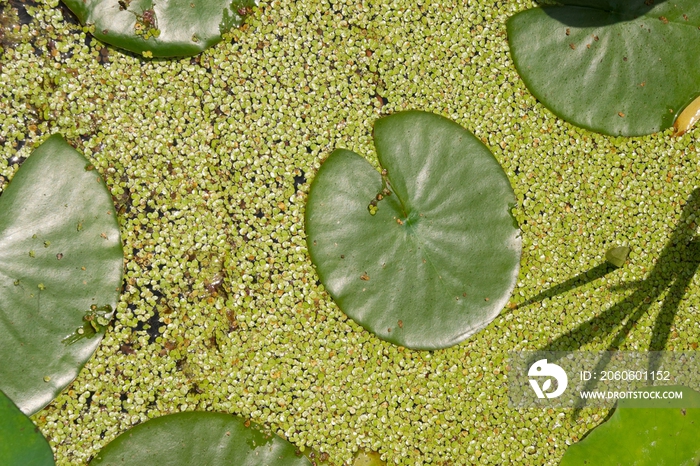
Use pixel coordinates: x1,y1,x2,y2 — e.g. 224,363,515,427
0,134,123,415
89,412,311,465
305,111,521,350
0,389,54,466
508,0,700,136
61,0,258,57
560,385,700,465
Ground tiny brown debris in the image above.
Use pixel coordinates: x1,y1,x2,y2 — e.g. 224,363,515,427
565,28,570,35
100,233,108,239
684,14,689,21
681,408,687,415
623,57,628,61
396,218,404,225
56,253,63,260
659,16,669,24
120,344,136,355
484,297,489,301
398,320,403,329
569,43,576,50
618,112,625,117
360,273,370,281
593,35,599,41
640,81,646,87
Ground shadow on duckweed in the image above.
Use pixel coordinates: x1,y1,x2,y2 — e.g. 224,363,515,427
515,187,700,415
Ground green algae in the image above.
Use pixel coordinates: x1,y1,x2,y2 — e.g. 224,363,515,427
1,0,700,465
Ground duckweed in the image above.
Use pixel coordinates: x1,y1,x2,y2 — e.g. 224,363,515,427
1,0,700,464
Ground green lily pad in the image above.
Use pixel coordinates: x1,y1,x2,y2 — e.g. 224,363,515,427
305,111,521,350
561,386,700,465
0,134,123,415
0,390,54,466
507,1,700,136
61,0,257,57
89,412,311,465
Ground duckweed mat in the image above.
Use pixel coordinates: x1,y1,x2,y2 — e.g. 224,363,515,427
2,0,700,464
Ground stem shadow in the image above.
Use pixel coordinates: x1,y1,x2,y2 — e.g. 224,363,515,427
520,187,700,417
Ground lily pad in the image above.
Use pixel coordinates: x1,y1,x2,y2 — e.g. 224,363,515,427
507,0,700,136
89,412,311,465
0,134,123,415
61,0,257,57
0,390,54,466
305,111,521,350
561,386,700,465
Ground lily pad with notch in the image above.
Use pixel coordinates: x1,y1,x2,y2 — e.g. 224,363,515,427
305,111,521,350
507,0,700,136
61,0,257,57
89,412,311,465
0,134,123,415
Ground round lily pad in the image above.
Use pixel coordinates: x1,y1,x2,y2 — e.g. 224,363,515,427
0,390,54,466
61,0,257,57
305,111,521,350
561,386,700,465
0,134,123,415
507,0,700,136
89,412,311,465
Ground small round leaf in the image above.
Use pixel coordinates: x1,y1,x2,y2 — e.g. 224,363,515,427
0,134,123,415
605,245,630,268
0,390,54,466
62,0,257,57
89,412,311,465
305,111,521,350
507,1,700,136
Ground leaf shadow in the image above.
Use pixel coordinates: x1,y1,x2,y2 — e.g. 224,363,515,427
535,0,670,28
518,187,700,416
